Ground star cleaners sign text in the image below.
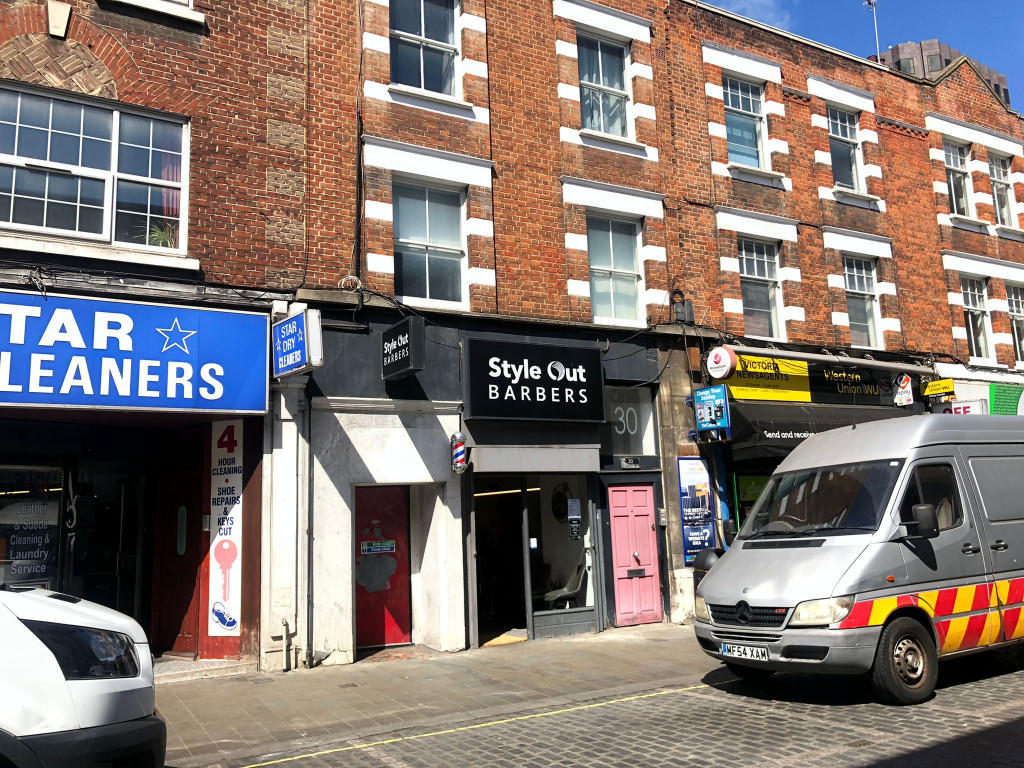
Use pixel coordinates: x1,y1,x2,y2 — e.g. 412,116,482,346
465,339,604,421
0,290,268,413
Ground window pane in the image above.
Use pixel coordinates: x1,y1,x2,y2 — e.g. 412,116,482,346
927,54,942,71
994,184,1014,226
846,293,874,347
599,42,625,91
151,120,182,153
12,196,44,226
580,86,601,133
422,0,453,44
428,252,461,301
0,123,13,155
118,144,150,178
147,216,179,248
1012,317,1024,362
17,127,48,160
741,279,774,337
830,136,856,189
49,132,81,166
14,168,46,198
151,150,182,183
150,185,180,219
602,92,627,137
899,465,962,531
725,111,759,166
396,246,427,298
0,90,17,123
48,174,78,203
577,37,600,85
964,309,988,358
390,0,421,36
119,114,151,148
46,201,77,231
50,101,81,135
587,218,611,268
115,211,148,244
80,178,104,208
81,138,111,170
0,194,10,222
117,180,149,214
0,165,11,192
78,206,103,234
590,271,612,318
610,220,636,271
427,188,460,246
611,273,638,320
19,95,50,129
947,170,967,215
391,38,423,88
394,184,427,242
82,107,111,140
422,46,454,95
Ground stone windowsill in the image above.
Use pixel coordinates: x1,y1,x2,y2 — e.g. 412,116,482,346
948,213,990,233
832,187,882,205
726,162,787,189
578,128,648,152
995,224,1024,242
0,231,199,271
108,0,205,23
387,83,474,111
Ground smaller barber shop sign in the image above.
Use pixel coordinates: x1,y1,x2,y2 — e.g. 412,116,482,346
381,317,425,381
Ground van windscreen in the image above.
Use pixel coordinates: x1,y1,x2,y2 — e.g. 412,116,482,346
738,459,905,539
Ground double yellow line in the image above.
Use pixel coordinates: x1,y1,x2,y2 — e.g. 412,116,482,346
242,683,709,767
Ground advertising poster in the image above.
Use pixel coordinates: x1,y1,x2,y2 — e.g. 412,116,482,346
694,384,730,433
209,420,243,636
678,457,716,565
0,467,61,590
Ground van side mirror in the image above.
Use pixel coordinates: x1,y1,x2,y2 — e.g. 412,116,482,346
723,517,738,546
909,504,939,539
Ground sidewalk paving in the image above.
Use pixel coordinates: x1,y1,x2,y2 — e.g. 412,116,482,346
159,621,716,768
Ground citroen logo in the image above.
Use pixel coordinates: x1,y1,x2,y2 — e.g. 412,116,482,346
735,600,752,624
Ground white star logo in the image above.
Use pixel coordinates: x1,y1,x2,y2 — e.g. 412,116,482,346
156,317,198,354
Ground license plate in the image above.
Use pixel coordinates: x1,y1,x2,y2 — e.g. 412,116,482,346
721,643,769,661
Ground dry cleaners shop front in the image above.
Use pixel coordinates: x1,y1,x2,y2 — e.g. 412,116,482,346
0,289,268,661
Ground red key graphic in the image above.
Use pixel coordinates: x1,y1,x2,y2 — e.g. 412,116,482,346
214,539,238,600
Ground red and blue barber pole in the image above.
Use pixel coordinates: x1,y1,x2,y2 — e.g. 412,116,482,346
451,432,468,474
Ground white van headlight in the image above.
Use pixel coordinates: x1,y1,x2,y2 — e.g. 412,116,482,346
788,596,854,627
22,620,140,679
694,595,710,622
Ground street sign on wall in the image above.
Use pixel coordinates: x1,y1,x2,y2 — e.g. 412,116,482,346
0,289,268,413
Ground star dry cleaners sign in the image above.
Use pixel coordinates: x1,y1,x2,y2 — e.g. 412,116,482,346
0,289,268,412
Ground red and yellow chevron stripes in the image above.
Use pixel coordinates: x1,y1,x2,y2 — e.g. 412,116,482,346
835,578,1024,654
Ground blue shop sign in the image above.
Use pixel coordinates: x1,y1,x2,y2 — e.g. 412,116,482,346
0,290,268,413
272,309,323,378
694,384,730,434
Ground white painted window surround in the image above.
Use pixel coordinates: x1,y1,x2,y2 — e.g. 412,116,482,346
552,0,652,42
925,114,1024,159
561,177,664,219
701,43,781,83
714,206,797,242
363,81,489,123
806,75,875,114
109,0,204,23
362,136,493,187
822,227,892,259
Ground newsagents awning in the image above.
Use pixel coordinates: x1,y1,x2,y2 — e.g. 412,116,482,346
729,402,911,461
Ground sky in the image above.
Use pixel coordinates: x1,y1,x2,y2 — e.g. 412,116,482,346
703,0,1024,108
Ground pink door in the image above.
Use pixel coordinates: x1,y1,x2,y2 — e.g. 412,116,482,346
609,485,663,626
355,486,412,648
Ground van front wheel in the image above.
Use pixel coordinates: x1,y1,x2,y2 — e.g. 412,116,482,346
870,617,937,705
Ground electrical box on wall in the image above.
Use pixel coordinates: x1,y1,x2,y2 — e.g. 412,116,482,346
658,507,667,527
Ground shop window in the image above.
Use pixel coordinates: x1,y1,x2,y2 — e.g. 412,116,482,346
738,238,780,339
723,76,764,168
961,276,993,361
990,154,1017,228
843,256,879,348
390,0,457,95
587,216,641,323
1008,284,1024,362
600,387,656,457
393,182,464,304
0,87,186,251
944,140,972,217
0,466,62,591
828,106,861,192
577,34,629,138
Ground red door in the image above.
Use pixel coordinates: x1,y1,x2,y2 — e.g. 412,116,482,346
609,485,663,627
355,486,411,648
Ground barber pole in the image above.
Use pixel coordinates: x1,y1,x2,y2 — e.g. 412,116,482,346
451,432,468,474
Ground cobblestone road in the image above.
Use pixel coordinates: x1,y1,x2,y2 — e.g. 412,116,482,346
235,652,1024,768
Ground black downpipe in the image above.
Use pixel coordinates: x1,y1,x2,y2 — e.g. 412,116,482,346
305,382,315,669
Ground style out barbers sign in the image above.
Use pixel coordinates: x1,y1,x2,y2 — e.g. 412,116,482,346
381,317,425,381
464,338,604,421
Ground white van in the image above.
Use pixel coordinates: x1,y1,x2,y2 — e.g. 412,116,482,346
694,415,1024,704
0,585,165,767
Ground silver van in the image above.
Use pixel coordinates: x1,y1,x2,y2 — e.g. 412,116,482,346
694,414,1024,704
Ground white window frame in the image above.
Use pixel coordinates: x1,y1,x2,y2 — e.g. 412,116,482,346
737,237,783,340
1007,283,1024,364
828,106,863,193
576,32,634,141
990,154,1018,228
389,0,460,98
842,256,881,349
722,76,767,170
391,179,469,311
961,276,994,362
944,140,973,217
586,214,644,327
0,86,189,258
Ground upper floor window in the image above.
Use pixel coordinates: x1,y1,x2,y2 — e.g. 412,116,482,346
990,155,1017,228
587,216,640,323
1008,284,1024,362
926,54,943,72
390,0,456,95
393,182,463,303
843,256,878,348
944,141,971,217
828,107,860,191
0,88,185,251
738,238,780,338
578,35,628,138
722,77,764,168
896,58,916,74
961,276,992,360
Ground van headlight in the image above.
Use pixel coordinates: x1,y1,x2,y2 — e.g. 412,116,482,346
788,596,854,627
694,595,710,622
22,620,139,679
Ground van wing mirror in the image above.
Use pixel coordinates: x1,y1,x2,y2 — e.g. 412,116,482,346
908,504,939,539
723,517,738,546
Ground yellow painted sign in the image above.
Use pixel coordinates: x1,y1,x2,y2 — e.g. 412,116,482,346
724,356,811,402
922,378,955,397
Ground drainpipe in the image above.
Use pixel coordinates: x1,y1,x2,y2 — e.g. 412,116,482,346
305,380,316,669
281,617,290,672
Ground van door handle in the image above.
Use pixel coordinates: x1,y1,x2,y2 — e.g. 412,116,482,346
961,543,981,555
991,540,1009,551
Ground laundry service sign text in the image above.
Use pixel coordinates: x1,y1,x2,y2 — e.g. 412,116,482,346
464,338,604,421
0,289,268,413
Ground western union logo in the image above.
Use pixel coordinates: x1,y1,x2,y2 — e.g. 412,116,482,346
922,378,955,396
724,355,811,402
